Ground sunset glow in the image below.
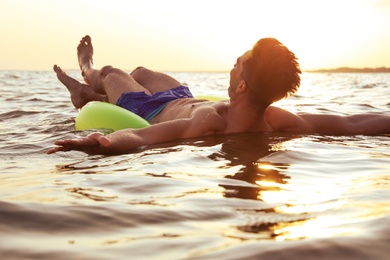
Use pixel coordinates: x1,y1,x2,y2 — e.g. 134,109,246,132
1,0,390,71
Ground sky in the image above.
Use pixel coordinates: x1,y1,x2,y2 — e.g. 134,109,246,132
1,0,390,71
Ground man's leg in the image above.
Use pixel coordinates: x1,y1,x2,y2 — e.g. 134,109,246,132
78,36,151,104
130,67,182,94
53,65,107,108
78,35,183,96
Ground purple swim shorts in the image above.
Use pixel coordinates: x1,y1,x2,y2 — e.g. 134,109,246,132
115,85,194,121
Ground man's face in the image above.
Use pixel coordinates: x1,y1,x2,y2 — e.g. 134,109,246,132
228,51,250,97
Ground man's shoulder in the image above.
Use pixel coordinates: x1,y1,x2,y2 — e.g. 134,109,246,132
266,106,309,132
265,106,293,119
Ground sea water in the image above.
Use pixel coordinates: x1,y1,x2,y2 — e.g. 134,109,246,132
0,70,389,259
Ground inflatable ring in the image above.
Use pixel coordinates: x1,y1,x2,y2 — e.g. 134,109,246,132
197,95,227,102
75,101,150,132
75,96,226,132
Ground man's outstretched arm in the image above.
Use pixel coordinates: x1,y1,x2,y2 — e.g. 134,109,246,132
47,130,146,155
48,113,225,155
47,120,188,155
266,106,390,135
299,113,390,135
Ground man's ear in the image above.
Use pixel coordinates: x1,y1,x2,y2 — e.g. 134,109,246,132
236,80,247,94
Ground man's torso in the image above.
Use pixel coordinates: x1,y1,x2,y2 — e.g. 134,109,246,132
149,98,223,124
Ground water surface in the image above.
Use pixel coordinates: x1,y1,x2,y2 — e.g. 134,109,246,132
0,71,389,259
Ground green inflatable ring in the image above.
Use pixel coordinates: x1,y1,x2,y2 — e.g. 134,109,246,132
197,95,227,102
75,101,150,132
75,96,226,132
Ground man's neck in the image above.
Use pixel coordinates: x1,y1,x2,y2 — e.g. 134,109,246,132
226,99,272,132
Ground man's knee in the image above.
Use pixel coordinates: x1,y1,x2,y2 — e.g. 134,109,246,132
131,66,148,74
130,66,154,79
99,65,123,79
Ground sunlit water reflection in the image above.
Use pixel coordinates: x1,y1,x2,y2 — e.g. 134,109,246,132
0,71,389,259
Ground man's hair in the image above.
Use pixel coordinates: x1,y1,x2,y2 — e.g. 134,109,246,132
242,38,301,106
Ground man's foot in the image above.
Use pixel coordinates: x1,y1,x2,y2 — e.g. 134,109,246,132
77,35,94,79
53,65,105,108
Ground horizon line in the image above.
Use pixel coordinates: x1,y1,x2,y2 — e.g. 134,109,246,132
1,66,390,73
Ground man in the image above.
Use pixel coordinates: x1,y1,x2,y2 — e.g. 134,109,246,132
48,36,390,155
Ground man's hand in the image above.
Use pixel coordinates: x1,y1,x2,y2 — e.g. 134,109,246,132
48,111,226,156
47,132,112,155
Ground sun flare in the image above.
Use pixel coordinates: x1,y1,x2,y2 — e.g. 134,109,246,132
0,0,389,70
